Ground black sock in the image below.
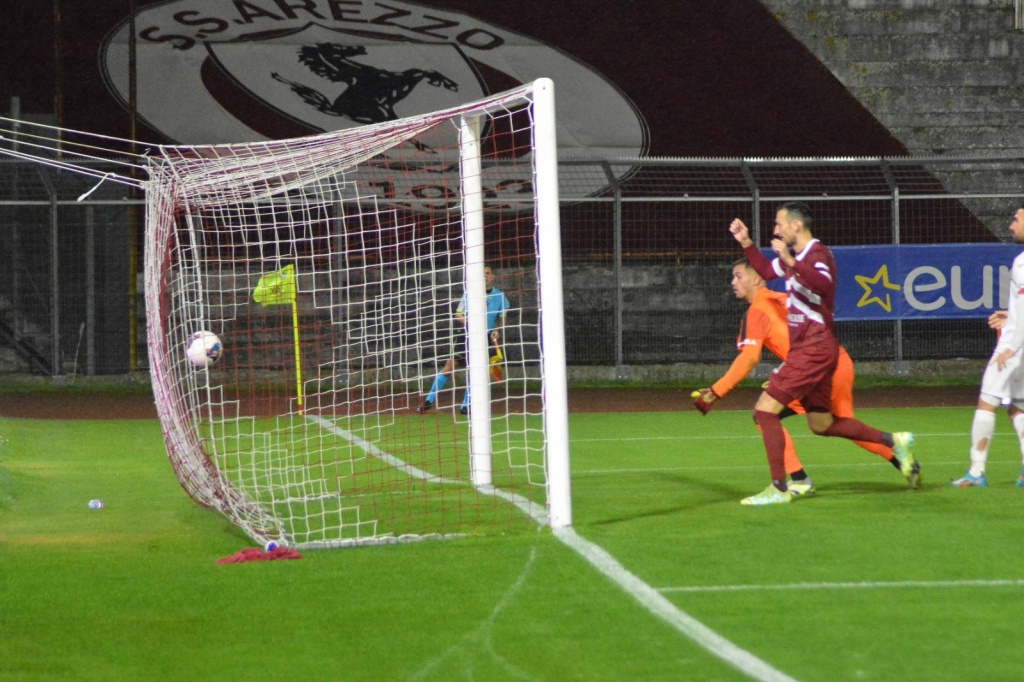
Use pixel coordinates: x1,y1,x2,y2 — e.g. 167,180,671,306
790,469,808,481
890,457,902,470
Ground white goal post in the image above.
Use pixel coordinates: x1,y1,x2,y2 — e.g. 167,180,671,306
142,78,571,548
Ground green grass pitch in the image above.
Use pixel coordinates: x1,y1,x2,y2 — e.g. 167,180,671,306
2,403,1023,681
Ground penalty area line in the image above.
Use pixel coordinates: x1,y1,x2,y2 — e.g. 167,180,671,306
659,578,1024,594
553,527,798,682
572,430,978,444
571,458,1013,477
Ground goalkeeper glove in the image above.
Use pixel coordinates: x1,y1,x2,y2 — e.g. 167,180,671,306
690,387,719,416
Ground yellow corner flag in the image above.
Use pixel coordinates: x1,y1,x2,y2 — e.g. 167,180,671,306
252,264,303,413
252,264,296,307
489,340,504,382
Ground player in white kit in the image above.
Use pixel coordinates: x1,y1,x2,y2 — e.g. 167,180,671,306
953,206,1024,488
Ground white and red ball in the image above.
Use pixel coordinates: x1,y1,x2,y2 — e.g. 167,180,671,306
186,331,222,368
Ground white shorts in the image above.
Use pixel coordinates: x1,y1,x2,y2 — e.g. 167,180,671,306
980,348,1024,404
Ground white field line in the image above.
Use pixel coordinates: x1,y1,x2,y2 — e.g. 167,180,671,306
570,430,1024,476
411,545,543,682
554,527,798,682
571,430,984,443
306,414,465,486
571,460,1016,476
307,415,545,524
667,405,974,414
659,578,1024,594
311,415,797,681
476,484,549,526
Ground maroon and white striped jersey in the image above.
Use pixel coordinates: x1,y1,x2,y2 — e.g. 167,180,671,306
744,240,836,348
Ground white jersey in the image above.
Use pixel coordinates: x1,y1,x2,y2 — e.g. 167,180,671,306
995,250,1024,355
980,249,1024,403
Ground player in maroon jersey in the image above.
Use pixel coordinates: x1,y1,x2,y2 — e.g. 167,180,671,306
728,202,919,505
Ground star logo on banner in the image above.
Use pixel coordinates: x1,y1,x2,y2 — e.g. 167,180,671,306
854,264,901,313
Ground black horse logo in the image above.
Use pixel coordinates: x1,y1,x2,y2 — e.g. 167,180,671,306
272,44,459,124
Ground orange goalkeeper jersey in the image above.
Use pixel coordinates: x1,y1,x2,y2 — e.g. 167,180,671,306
712,288,789,397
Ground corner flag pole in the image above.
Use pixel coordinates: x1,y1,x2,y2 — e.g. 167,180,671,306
252,264,304,414
291,297,303,414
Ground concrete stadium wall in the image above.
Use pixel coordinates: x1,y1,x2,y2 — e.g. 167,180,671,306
760,0,1024,160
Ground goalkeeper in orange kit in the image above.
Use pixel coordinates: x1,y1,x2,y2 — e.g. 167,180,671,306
690,258,902,495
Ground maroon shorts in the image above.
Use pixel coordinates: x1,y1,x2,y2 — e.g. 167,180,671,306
766,341,839,413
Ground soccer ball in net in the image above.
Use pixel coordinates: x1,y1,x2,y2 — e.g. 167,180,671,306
186,331,222,368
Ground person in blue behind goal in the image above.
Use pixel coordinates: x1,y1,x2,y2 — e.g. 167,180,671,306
416,265,510,415
953,205,1024,488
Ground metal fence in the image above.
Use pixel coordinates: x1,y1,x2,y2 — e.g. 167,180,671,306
2,156,1022,379
0,159,142,377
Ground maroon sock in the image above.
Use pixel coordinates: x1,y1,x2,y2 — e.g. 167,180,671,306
754,410,787,483
823,417,885,444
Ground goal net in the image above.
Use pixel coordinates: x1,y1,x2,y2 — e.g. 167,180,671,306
143,79,571,548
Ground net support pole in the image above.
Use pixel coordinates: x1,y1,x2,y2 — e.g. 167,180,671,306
534,78,573,528
49,184,61,376
86,205,96,375
460,113,493,487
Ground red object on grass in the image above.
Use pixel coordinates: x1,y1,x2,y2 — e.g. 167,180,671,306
216,546,302,564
